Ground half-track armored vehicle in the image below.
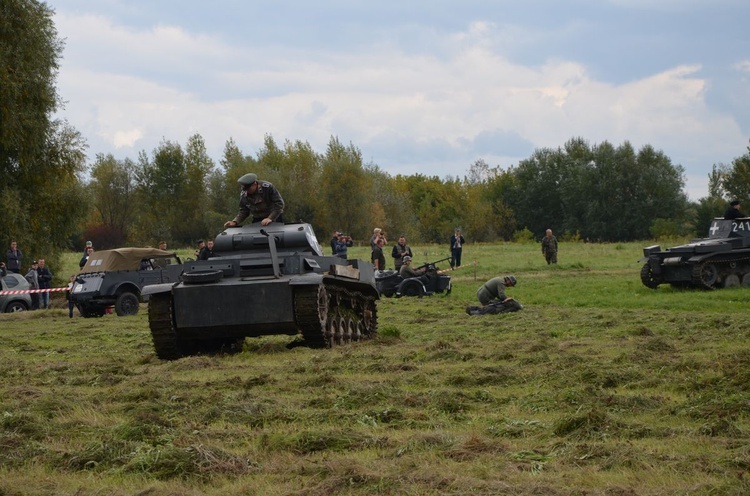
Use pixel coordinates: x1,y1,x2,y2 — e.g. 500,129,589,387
71,248,183,317
375,257,452,297
141,222,379,360
640,217,750,289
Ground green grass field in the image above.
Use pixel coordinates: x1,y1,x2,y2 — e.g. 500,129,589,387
2,240,749,495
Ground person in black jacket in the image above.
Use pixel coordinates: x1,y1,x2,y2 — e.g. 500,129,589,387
450,228,465,268
6,241,22,273
724,200,746,220
36,258,53,309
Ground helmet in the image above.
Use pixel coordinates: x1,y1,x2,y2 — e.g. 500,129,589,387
238,173,258,187
505,275,517,286
402,255,412,262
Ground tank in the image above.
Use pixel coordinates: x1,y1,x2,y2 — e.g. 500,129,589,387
640,217,750,289
142,223,379,360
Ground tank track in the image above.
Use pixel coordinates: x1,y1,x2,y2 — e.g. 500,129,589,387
294,282,377,348
148,293,187,360
690,255,750,289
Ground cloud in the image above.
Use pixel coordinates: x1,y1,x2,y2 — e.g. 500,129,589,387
53,8,747,199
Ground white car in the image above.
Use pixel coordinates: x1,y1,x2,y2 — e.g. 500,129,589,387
1,272,33,312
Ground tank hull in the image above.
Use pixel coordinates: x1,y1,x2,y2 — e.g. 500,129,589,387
640,218,750,289
144,223,379,359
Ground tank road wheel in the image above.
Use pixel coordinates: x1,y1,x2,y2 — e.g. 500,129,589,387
724,274,741,288
324,313,340,347
148,293,194,360
341,317,356,344
742,274,750,287
640,263,661,289
349,319,363,343
692,262,718,289
115,291,140,316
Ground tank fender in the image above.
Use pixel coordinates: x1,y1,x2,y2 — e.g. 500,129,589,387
141,283,175,297
113,282,140,297
687,252,743,264
288,273,325,286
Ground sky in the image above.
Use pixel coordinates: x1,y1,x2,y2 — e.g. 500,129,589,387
51,0,750,200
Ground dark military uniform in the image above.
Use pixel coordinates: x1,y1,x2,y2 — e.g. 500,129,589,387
724,201,746,220
541,234,558,264
232,180,285,224
476,277,508,306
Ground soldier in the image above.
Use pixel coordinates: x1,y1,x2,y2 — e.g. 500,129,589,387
399,255,432,284
541,228,558,264
724,200,746,220
224,173,285,228
466,275,522,315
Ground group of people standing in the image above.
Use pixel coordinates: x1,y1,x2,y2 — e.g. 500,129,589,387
3,240,53,310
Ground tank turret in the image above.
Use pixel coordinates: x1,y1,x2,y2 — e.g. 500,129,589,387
142,223,379,359
640,218,750,289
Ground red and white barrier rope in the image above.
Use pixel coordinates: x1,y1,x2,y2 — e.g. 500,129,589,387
0,287,69,296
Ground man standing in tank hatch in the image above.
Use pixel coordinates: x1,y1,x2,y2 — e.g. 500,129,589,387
224,173,285,228
724,200,746,220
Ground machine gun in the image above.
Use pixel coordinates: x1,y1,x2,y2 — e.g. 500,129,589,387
415,257,452,272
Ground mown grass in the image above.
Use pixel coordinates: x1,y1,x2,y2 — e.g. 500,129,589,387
2,239,750,495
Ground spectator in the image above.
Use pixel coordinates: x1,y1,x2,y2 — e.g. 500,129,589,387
224,173,285,227
82,240,93,256
371,236,386,271
334,234,353,259
6,240,23,273
392,235,413,271
194,239,205,259
330,230,339,255
158,241,167,251
36,258,53,309
198,239,215,260
450,228,465,268
80,246,94,268
370,228,384,251
25,261,40,310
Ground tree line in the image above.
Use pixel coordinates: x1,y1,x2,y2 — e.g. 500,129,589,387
3,0,750,275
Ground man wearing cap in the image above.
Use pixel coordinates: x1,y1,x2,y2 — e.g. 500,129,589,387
724,200,746,220
450,228,465,268
467,275,522,315
224,173,285,228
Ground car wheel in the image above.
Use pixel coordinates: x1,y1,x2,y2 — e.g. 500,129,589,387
5,301,27,313
115,292,140,316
